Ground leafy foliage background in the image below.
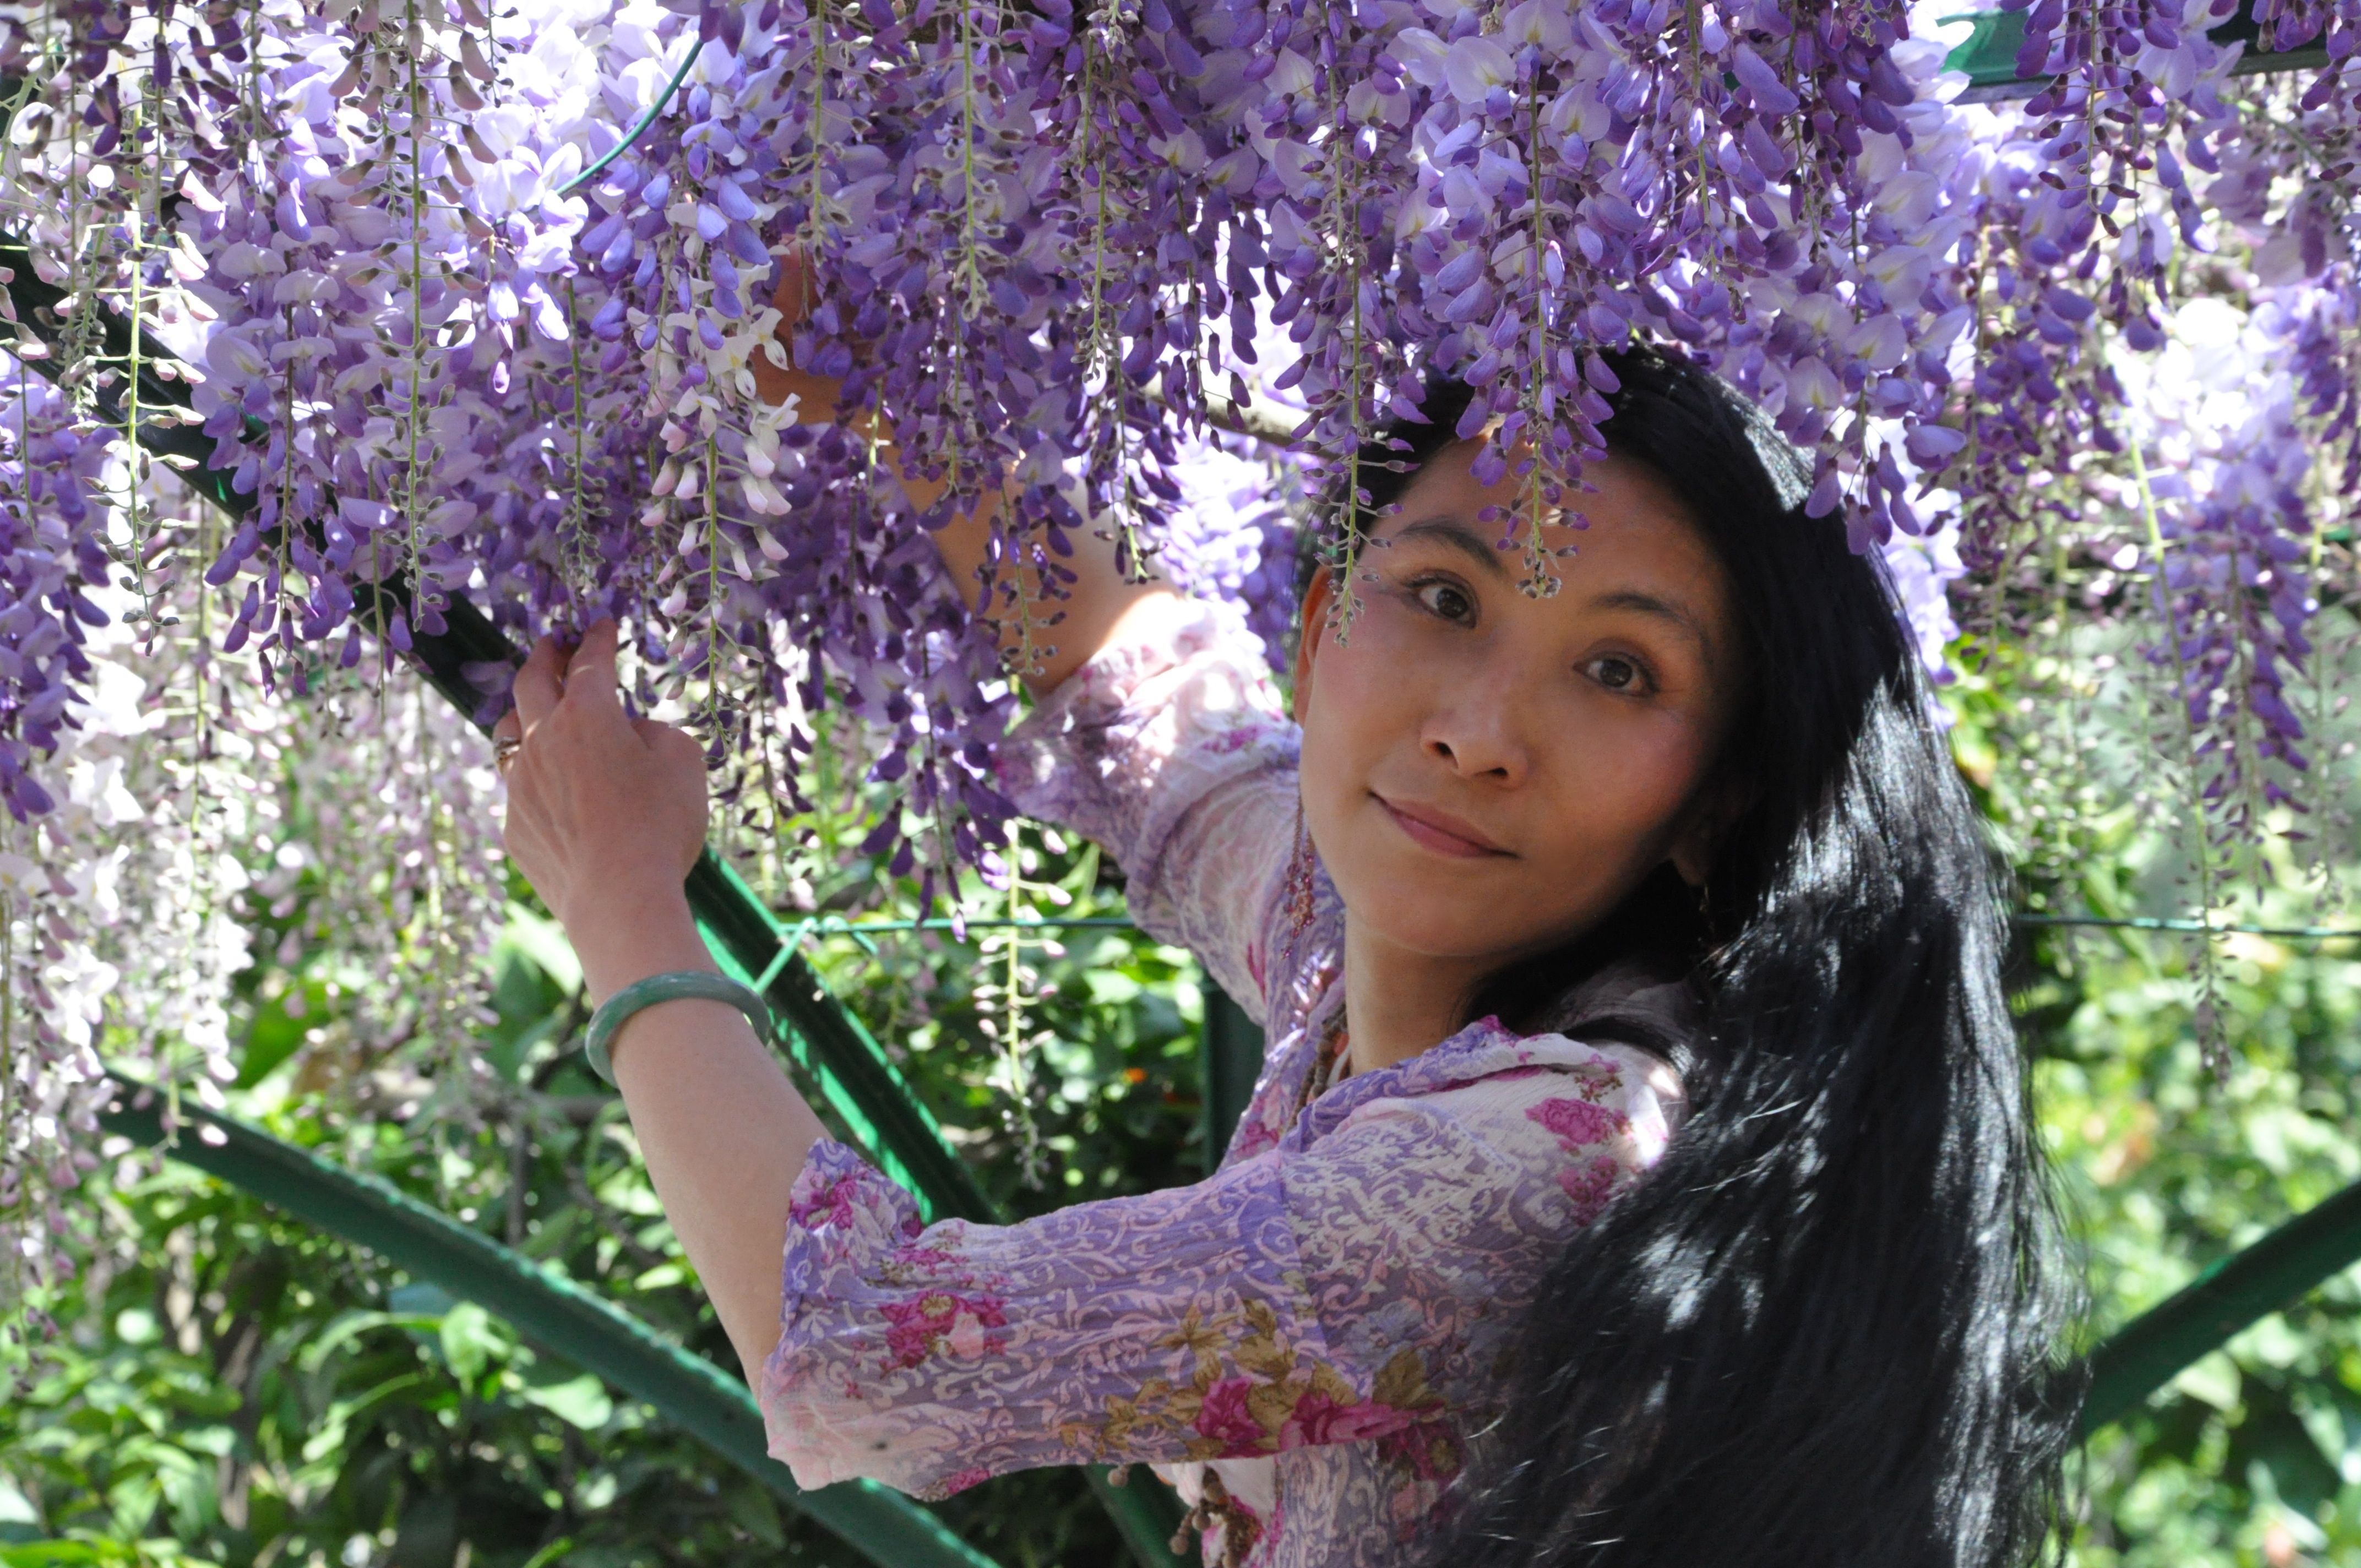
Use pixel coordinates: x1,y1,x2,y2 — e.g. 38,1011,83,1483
1,803,1209,1568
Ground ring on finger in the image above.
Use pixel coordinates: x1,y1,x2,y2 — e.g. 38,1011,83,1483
494,733,524,775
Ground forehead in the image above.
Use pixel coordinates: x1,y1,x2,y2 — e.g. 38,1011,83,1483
1378,439,1728,601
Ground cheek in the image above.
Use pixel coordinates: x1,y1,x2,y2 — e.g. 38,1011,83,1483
1294,645,1384,837
1292,615,1433,832
1532,712,1716,865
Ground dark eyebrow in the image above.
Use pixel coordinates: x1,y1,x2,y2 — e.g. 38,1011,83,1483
1588,589,1718,666
1391,516,1512,579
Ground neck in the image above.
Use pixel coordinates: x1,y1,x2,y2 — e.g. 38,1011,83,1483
1340,918,1498,1076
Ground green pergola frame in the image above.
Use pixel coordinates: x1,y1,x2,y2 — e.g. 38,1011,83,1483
95,1082,997,1568
1939,5,2334,100
10,9,2361,1558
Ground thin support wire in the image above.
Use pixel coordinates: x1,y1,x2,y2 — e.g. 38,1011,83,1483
556,37,704,198
782,912,2361,943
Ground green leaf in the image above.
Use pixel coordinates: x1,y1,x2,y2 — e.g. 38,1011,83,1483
518,1537,575,1568
155,1374,240,1420
2172,1351,2243,1414
516,1369,613,1431
438,1302,503,1384
498,902,584,995
726,1485,786,1548
2231,1397,2341,1520
0,1542,104,1567
238,978,330,1088
176,1426,236,1458
297,1310,445,1374
302,1372,432,1463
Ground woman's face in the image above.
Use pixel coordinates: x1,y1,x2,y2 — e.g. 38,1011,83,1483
1293,437,1745,973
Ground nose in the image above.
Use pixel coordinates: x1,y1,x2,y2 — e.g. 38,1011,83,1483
1419,688,1531,786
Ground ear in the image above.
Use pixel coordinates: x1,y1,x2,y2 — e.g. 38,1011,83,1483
1291,568,1337,727
1669,772,1750,890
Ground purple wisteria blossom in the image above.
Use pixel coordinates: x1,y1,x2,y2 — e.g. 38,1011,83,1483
0,361,111,823
0,0,2355,880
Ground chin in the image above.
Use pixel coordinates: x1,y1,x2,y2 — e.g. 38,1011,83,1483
1344,898,1546,965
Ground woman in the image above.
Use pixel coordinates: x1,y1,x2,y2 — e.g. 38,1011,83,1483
491,263,2077,1567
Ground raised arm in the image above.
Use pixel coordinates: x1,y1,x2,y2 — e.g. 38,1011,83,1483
494,255,1198,1390
749,249,1176,695
494,622,825,1385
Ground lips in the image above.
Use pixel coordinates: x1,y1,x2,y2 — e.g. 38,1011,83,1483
1374,794,1513,858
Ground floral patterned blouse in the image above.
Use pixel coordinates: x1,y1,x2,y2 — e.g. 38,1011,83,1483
757,596,1691,1567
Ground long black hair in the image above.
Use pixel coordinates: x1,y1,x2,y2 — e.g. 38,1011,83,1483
1316,348,2081,1568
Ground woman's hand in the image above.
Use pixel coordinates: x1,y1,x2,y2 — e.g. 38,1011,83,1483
749,241,1179,694
493,619,716,1001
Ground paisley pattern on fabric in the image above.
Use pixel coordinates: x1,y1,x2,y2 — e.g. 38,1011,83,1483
755,595,1691,1567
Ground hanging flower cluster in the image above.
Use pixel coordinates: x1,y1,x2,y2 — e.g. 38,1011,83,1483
0,0,2351,841
0,359,110,824
0,406,508,1306
2097,64,2361,878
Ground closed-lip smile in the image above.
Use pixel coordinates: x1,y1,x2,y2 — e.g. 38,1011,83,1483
1374,794,1512,858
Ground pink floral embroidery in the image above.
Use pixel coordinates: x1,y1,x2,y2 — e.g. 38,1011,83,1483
1377,1419,1462,1485
1281,1388,1406,1447
1528,1095,1638,1223
1558,1156,1625,1222
1380,1419,1468,1544
1194,1375,1271,1454
788,1169,863,1231
1526,1093,1631,1150
880,1289,1009,1368
939,1466,992,1496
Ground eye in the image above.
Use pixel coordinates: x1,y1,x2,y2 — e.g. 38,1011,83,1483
1413,578,1477,624
1585,654,1650,693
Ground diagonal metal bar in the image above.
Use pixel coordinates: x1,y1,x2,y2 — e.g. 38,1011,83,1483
0,212,1186,1562
96,1077,995,1568
2080,1177,2361,1436
688,852,996,1222
1943,3,2333,102
1201,986,1264,1173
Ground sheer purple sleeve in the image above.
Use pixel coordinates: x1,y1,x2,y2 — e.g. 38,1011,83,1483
754,1043,1680,1501
993,595,1299,1016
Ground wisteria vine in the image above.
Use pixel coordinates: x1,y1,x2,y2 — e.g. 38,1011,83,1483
0,0,2358,1293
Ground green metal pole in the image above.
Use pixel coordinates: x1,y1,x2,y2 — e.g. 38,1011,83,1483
1939,3,2331,101
689,852,994,1223
97,1079,994,1568
2080,1177,2361,1436
1199,985,1264,1175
